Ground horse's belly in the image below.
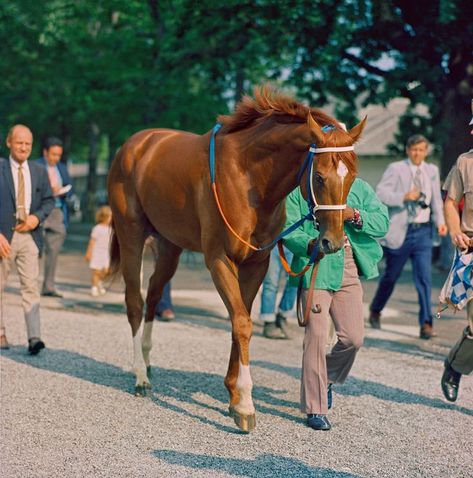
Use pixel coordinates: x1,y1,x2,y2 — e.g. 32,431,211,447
147,200,203,252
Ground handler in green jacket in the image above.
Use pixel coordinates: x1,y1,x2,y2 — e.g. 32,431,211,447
283,178,389,430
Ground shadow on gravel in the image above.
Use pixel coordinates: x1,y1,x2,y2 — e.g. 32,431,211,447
2,346,133,390
152,450,362,477
363,337,446,361
253,360,473,417
61,300,127,314
3,347,299,432
149,365,301,431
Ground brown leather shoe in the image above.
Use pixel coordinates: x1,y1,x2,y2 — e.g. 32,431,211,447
368,311,381,329
420,323,435,340
263,322,286,339
275,313,291,339
157,308,175,321
0,334,10,350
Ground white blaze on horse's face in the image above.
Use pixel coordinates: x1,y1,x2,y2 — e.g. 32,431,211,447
337,161,348,179
337,160,349,205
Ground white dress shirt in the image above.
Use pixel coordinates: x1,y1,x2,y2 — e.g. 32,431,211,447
9,156,32,218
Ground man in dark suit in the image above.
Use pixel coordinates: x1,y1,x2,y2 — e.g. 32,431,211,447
0,124,54,354
37,137,72,297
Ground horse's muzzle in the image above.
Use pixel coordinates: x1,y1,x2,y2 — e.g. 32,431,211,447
320,238,343,255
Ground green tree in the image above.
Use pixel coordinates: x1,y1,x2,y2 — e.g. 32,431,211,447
287,0,473,176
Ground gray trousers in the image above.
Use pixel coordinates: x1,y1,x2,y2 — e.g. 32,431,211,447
448,300,473,375
300,246,364,414
42,207,66,294
0,232,41,339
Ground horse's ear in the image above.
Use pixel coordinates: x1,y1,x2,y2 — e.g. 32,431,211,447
307,113,324,143
348,116,367,142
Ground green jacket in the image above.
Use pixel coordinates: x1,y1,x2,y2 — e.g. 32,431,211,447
283,178,389,290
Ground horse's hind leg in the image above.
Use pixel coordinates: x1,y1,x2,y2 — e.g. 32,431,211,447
113,212,150,395
142,236,182,376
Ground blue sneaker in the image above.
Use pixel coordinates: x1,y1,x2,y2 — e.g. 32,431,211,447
307,414,331,430
328,383,333,410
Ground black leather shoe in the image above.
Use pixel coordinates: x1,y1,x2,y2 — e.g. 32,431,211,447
307,414,331,430
42,291,63,298
441,360,461,402
327,383,333,410
368,311,381,329
28,338,45,355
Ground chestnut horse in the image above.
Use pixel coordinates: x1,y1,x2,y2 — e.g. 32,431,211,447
107,86,366,432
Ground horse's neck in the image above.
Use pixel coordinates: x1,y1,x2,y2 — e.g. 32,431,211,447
234,124,306,209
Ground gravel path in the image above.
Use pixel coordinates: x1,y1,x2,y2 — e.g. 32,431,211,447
1,257,472,478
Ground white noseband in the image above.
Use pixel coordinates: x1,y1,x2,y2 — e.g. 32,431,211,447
309,145,355,212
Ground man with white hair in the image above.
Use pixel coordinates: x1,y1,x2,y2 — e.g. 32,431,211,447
440,100,473,402
0,125,54,354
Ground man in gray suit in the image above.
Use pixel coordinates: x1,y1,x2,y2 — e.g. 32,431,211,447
0,125,54,353
369,135,447,339
37,137,73,297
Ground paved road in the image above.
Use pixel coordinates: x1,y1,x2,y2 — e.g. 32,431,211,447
1,225,472,477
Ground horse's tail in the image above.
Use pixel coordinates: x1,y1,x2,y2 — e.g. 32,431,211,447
107,220,121,280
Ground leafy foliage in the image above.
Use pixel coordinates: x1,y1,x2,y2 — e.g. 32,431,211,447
1,0,471,180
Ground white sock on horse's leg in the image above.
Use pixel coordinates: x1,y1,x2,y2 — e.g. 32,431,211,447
142,321,153,369
235,362,255,414
133,328,149,386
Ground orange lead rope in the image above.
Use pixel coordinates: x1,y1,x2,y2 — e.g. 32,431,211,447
297,262,321,327
212,183,260,251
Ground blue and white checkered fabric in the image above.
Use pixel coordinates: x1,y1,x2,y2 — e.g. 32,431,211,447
439,249,473,311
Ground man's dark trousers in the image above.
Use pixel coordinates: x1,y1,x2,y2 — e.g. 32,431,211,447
370,223,433,326
42,207,66,294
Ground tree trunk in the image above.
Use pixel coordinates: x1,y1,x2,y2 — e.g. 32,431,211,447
107,134,117,168
85,122,100,221
60,123,72,164
234,69,245,105
440,89,472,179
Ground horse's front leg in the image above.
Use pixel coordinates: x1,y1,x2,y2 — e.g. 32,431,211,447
209,256,266,432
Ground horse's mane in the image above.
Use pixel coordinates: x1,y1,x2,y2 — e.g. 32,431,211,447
217,85,357,174
217,85,338,134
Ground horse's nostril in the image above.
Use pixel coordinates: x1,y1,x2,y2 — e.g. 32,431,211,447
322,238,331,252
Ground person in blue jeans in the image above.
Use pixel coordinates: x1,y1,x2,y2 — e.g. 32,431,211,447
144,236,175,321
260,245,297,339
155,281,175,321
369,135,447,339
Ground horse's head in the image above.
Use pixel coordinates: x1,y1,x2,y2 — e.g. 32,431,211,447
302,113,367,255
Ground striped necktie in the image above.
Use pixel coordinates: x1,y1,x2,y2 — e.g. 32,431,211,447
413,167,423,191
17,165,27,222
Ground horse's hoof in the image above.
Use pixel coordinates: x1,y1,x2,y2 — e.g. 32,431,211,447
229,406,256,433
146,366,152,378
135,383,151,396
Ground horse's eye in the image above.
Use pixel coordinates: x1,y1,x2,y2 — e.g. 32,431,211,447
313,174,324,185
